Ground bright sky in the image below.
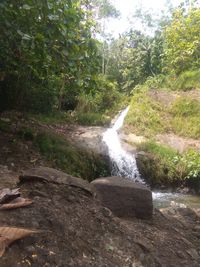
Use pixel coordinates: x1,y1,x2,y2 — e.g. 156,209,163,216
106,0,182,37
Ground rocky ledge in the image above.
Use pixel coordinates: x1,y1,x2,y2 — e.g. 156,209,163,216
0,166,199,267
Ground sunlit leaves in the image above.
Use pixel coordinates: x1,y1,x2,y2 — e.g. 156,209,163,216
164,8,200,74
0,0,100,112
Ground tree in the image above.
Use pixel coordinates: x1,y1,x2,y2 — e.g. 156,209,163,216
105,30,164,94
0,0,100,112
91,0,120,74
163,7,200,74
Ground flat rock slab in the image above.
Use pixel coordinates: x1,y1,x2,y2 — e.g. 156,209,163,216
19,166,92,195
91,176,153,219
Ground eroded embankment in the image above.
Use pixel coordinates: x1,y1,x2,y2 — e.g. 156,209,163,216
0,111,110,182
123,89,200,193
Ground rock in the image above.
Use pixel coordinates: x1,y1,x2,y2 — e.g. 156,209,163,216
19,166,93,195
91,176,153,219
186,248,199,260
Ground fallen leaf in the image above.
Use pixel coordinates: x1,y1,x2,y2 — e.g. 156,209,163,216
0,227,38,257
0,197,33,210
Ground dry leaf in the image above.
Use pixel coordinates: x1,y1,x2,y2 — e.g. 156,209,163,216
0,227,38,257
0,197,33,210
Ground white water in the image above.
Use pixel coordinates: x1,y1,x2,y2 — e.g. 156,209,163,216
103,107,142,181
103,107,200,208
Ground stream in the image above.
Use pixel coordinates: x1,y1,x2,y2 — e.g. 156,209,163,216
103,107,200,209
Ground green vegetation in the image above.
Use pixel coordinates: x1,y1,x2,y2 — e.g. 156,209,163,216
126,88,200,139
0,0,122,118
137,141,200,192
170,97,200,139
31,112,73,124
131,70,200,92
125,91,166,137
1,0,200,191
17,127,35,141
34,131,109,181
174,70,200,91
163,8,200,75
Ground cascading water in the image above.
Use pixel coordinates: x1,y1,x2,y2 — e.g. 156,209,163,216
103,107,200,209
103,107,200,208
103,107,142,182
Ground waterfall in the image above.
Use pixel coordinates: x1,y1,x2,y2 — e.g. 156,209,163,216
103,107,142,182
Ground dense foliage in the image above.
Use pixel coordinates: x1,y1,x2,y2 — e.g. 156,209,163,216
1,1,200,115
163,8,200,75
0,0,119,114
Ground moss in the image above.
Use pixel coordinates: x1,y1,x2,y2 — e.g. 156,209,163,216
34,131,109,181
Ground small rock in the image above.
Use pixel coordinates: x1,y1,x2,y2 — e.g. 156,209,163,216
26,246,35,253
187,248,199,260
67,195,75,202
193,225,200,232
176,250,186,259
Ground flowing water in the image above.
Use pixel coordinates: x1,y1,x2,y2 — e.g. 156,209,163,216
103,107,200,209
103,107,142,182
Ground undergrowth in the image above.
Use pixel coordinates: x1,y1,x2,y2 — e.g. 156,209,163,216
137,140,200,192
126,88,200,139
125,91,166,137
134,69,200,91
170,97,200,138
29,111,74,124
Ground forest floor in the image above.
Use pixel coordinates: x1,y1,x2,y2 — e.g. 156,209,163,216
0,112,200,266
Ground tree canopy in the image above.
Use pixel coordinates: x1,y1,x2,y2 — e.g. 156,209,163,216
1,0,200,115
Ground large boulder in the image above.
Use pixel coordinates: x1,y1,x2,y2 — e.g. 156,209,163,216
91,176,153,219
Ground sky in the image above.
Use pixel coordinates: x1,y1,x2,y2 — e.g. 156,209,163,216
106,0,182,37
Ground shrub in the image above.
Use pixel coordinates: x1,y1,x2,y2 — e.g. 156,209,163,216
137,140,200,191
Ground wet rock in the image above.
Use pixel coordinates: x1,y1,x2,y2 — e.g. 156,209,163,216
91,176,153,219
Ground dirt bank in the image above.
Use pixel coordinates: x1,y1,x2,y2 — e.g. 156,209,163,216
0,166,200,267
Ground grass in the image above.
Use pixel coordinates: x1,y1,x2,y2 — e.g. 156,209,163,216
29,111,74,124
136,140,200,191
126,88,200,139
174,69,200,91
170,97,200,138
125,91,166,137
76,112,110,126
34,131,109,181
